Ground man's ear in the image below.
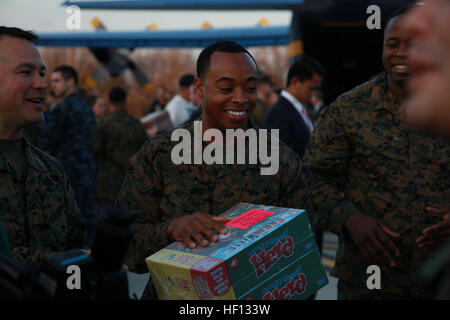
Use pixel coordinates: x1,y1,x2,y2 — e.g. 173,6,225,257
194,76,204,98
67,77,76,88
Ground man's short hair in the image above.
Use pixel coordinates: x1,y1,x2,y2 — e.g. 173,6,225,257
286,55,325,87
53,65,78,86
196,41,257,79
109,87,127,105
178,74,195,88
0,26,38,42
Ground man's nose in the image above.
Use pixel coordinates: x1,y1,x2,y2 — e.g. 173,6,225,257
232,88,248,105
33,73,47,92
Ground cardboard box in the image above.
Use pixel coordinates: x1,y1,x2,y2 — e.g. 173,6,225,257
145,203,328,300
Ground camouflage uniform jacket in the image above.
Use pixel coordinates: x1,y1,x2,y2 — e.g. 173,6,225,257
304,72,450,298
93,109,148,205
0,138,85,267
116,121,310,272
42,93,97,226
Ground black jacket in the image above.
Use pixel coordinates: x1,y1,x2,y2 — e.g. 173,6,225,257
264,95,311,159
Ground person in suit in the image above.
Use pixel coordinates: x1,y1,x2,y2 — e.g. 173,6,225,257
264,56,324,158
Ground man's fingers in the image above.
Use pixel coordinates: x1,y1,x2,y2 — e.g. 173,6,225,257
370,234,396,267
423,220,450,235
377,227,400,258
417,234,450,249
426,207,450,220
213,216,230,225
199,214,228,235
380,224,401,239
191,218,218,244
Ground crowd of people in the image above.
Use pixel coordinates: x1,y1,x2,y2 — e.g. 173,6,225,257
0,0,449,300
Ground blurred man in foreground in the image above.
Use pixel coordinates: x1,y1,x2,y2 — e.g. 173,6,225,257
402,0,450,138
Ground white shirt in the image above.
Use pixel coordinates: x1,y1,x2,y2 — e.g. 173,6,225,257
165,95,197,128
280,90,314,133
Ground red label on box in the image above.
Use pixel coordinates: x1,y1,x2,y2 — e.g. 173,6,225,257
190,257,232,298
225,209,276,229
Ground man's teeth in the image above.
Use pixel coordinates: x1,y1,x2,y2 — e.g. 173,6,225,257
226,110,247,117
29,98,43,105
394,65,408,70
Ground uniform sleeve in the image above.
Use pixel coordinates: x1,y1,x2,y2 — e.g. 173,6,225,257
303,99,360,236
276,150,310,211
115,144,169,273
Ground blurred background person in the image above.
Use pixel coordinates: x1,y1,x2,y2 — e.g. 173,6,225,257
265,56,325,159
147,85,171,114
165,74,197,128
183,83,203,125
42,65,97,246
93,86,148,209
250,73,275,127
87,94,108,120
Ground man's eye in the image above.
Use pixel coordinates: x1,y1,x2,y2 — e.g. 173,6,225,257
247,87,257,92
220,88,232,92
386,42,398,48
19,70,31,75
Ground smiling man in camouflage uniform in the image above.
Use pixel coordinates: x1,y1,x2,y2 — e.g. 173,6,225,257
0,26,85,267
304,8,450,299
116,41,310,298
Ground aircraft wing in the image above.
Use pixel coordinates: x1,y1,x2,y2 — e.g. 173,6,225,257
62,0,304,10
35,26,290,48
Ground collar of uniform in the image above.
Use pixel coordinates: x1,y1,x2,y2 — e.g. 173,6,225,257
22,137,48,173
372,72,402,114
0,137,46,174
183,116,257,133
182,118,262,170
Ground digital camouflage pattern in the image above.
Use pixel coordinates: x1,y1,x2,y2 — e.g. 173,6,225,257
116,121,311,274
93,109,148,205
0,138,85,267
304,72,450,299
42,92,97,229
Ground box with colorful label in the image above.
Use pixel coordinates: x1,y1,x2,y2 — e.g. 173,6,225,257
145,203,328,300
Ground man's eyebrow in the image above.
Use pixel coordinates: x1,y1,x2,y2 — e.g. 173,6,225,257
215,77,234,83
386,36,399,42
214,76,258,83
14,62,46,71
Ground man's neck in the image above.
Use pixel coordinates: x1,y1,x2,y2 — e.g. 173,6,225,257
63,87,78,99
285,88,307,106
387,75,408,102
179,90,190,102
0,124,23,140
110,104,124,112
